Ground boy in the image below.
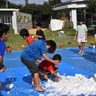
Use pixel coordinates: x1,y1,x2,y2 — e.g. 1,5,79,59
0,23,10,89
75,20,88,55
38,54,62,81
6,45,12,53
20,28,35,45
35,23,46,40
21,39,59,91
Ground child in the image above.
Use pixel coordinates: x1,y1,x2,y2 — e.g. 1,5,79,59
35,23,46,40
20,39,59,92
75,20,88,55
6,45,12,53
0,23,10,89
20,29,35,48
38,54,62,81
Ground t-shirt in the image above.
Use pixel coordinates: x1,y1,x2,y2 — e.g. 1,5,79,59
36,30,45,40
38,60,55,72
21,39,46,61
76,24,87,38
26,36,35,44
0,39,6,57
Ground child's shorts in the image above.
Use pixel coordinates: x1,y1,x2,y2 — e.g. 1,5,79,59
77,37,87,43
21,57,39,75
0,63,5,70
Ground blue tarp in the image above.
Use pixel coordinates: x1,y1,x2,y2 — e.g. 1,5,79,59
0,47,96,96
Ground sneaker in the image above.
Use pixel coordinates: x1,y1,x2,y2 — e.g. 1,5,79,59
79,50,81,54
81,52,84,56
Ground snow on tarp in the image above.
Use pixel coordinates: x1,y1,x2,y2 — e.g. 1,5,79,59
1,47,96,96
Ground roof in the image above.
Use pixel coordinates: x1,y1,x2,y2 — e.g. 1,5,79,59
0,8,19,12
52,0,88,10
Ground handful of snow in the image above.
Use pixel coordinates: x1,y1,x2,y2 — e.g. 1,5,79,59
6,84,14,89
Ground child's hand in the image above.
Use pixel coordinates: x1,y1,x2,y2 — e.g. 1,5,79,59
44,74,48,80
53,60,60,65
21,44,26,49
0,66,6,72
54,76,60,82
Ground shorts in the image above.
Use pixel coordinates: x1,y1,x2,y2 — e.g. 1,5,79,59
0,63,5,70
77,37,87,43
21,57,39,75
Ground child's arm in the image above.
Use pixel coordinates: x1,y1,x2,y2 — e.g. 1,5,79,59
50,70,58,77
0,56,6,72
74,31,77,40
50,70,60,81
42,54,59,65
36,59,42,63
35,35,43,39
39,71,49,80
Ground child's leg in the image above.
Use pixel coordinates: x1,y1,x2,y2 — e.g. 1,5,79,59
34,73,44,91
81,42,85,55
39,71,48,80
32,78,35,85
21,58,44,91
0,82,2,90
77,41,81,53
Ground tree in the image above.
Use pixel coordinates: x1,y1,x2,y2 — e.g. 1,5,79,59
49,0,61,6
20,3,52,27
0,0,6,8
87,0,96,13
0,0,22,8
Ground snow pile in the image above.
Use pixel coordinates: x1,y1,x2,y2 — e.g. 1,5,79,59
40,74,96,96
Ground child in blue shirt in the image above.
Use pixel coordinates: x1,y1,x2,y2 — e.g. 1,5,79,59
21,39,59,92
0,23,10,89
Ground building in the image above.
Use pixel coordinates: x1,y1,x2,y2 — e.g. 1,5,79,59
52,0,93,29
25,0,29,6
0,8,32,34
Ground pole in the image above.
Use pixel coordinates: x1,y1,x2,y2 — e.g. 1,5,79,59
6,0,8,8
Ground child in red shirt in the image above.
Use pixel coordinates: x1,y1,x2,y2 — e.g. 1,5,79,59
38,54,62,81
20,29,35,47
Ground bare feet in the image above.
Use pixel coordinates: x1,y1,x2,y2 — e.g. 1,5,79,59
32,80,35,86
35,86,45,92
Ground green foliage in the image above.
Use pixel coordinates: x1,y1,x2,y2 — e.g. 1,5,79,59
0,0,6,8
87,0,96,13
20,3,52,27
0,0,22,8
49,0,61,6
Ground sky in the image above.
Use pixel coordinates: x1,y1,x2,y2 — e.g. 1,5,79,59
8,0,71,5
8,0,48,5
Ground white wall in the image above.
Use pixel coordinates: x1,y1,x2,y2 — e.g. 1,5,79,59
70,9,77,29
12,11,18,34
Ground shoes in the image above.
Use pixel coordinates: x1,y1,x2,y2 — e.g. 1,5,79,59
81,52,84,56
79,50,84,56
79,50,81,54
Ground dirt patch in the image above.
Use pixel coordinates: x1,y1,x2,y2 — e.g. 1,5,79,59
28,28,46,34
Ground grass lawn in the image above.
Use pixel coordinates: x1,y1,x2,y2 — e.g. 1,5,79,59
6,28,94,50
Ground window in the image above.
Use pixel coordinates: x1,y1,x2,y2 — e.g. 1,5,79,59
2,16,12,27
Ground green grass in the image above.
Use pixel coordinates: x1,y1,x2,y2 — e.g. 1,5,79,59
6,28,94,50
6,29,27,50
